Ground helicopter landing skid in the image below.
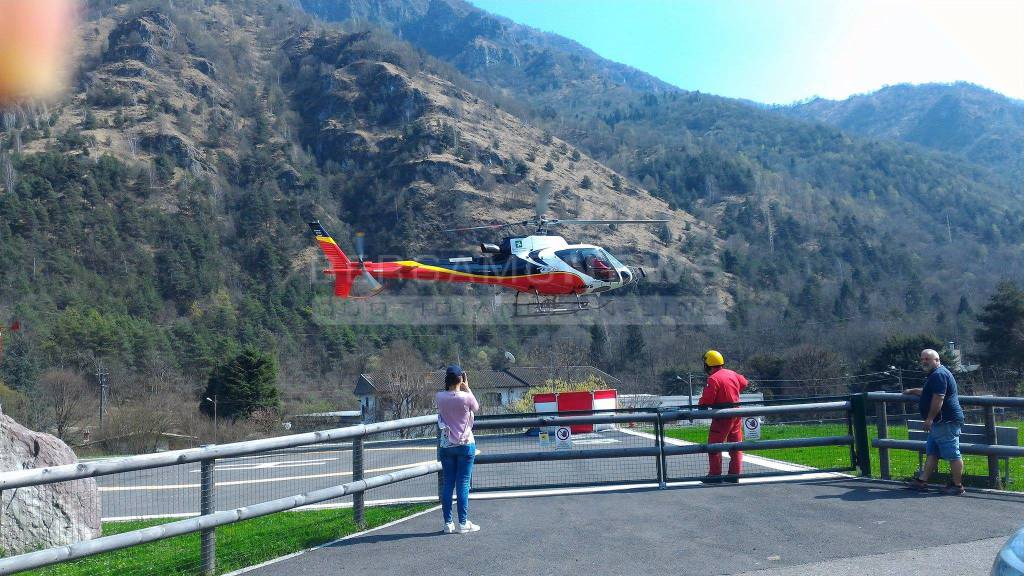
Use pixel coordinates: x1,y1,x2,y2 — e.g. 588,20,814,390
513,291,608,317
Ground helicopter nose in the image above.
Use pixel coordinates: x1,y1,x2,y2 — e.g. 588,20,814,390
625,267,645,283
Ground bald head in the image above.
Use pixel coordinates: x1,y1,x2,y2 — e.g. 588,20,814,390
920,349,941,373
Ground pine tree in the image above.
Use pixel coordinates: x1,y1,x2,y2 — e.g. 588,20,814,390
622,325,646,369
957,295,972,316
976,281,1024,370
589,324,608,368
201,348,280,420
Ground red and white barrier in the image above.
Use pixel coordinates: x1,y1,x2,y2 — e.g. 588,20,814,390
533,393,557,415
532,389,619,433
592,389,618,431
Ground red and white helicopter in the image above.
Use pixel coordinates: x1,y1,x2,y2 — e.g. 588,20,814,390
310,191,667,316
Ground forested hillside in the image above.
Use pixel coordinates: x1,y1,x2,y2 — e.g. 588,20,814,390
0,0,714,431
1,0,1022,444
782,82,1024,178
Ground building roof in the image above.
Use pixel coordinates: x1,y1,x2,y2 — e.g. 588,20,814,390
355,366,620,396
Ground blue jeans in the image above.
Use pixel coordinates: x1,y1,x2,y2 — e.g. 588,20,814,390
439,443,475,524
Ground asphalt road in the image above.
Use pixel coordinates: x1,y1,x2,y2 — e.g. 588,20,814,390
96,427,781,519
243,478,1024,576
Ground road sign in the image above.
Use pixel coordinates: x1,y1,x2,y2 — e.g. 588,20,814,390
743,417,761,440
555,426,572,450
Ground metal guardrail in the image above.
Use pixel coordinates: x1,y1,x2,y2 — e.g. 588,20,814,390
865,392,1023,488
1,396,955,575
866,392,1024,408
0,414,439,575
0,415,440,491
0,463,441,575
470,401,856,489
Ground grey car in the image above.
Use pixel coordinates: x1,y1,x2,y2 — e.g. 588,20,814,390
993,525,1024,575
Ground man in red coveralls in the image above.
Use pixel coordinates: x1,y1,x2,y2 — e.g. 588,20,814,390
698,350,749,484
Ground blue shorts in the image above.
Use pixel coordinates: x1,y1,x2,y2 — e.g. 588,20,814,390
925,421,962,461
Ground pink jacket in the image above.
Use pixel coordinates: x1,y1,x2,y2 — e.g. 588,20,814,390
436,390,480,445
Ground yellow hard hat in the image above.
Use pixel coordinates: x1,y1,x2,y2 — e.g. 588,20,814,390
703,350,725,367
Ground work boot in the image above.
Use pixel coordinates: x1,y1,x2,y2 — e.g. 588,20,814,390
701,476,724,485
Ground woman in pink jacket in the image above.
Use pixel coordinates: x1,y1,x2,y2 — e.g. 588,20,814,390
436,365,481,533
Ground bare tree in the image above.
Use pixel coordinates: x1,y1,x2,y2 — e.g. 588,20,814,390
373,341,434,430
35,370,97,441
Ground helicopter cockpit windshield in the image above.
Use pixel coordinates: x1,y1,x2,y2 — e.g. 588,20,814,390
555,248,623,282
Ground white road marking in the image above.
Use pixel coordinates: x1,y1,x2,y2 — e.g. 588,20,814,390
221,505,443,576
99,460,435,491
215,446,436,463
617,427,845,475
197,458,338,472
572,438,620,445
101,472,863,521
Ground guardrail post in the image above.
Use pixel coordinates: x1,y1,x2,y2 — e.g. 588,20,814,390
655,413,667,488
851,393,872,477
352,436,365,528
983,405,1002,489
436,426,443,504
200,456,216,576
876,401,890,480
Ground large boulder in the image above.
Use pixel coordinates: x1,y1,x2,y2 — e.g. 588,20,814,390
0,413,101,556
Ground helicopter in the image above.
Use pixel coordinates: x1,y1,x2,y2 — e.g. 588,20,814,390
309,188,668,316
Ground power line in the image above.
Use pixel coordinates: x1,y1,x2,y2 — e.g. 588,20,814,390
747,370,892,383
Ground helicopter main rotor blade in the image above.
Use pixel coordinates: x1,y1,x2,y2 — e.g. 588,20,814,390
546,219,671,226
444,219,537,233
443,222,515,232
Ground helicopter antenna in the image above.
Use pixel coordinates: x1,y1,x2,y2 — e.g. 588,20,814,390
535,180,553,233
536,181,552,219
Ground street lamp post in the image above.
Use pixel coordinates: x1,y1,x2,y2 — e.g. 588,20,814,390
205,395,218,444
675,374,695,409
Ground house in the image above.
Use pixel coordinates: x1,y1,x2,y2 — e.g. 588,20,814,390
355,366,620,422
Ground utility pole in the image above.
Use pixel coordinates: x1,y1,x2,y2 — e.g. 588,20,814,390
96,364,109,433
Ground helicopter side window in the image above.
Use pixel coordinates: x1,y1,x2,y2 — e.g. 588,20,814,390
555,248,617,281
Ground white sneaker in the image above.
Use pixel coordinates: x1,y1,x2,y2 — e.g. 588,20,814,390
443,522,456,534
457,521,480,533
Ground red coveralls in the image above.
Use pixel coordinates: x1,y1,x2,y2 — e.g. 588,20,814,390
698,367,749,476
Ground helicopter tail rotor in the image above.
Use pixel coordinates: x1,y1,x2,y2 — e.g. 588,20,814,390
351,231,384,298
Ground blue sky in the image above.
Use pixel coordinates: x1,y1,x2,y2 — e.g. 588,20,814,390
467,0,1024,104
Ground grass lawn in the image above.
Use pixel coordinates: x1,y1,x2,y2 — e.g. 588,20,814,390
18,503,434,576
665,421,1024,491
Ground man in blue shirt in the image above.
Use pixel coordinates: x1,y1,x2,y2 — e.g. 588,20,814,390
904,349,966,495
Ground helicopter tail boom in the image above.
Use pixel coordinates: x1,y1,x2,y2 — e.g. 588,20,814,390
309,221,352,269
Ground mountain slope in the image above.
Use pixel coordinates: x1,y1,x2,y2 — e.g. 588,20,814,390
0,0,720,400
298,0,676,99
298,0,1024,326
782,82,1024,177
